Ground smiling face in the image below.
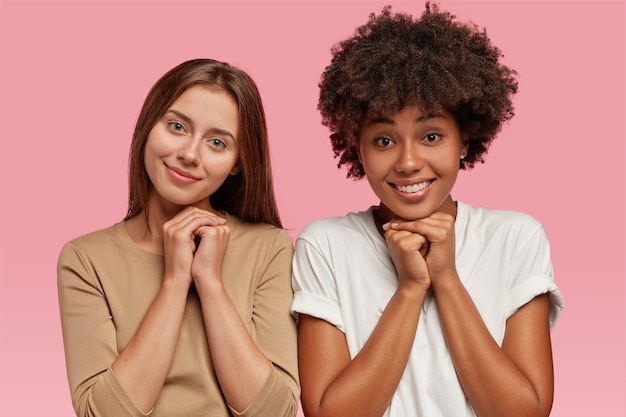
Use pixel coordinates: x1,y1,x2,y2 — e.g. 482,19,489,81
143,85,240,213
358,105,468,222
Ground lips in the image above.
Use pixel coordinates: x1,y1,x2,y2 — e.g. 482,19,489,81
393,180,433,194
166,164,199,180
164,163,201,185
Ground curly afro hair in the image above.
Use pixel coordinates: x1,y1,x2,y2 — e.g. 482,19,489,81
318,2,518,178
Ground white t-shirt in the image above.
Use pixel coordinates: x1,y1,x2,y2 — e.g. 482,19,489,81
291,201,564,417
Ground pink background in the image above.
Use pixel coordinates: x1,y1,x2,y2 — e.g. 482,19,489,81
1,1,624,416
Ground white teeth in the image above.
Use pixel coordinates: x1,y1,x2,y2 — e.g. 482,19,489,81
396,181,432,193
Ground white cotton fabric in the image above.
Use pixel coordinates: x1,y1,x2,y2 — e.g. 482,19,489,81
291,201,564,417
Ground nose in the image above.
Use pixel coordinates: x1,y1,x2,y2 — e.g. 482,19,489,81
177,138,200,166
395,143,423,173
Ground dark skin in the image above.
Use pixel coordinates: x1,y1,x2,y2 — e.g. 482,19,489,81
298,108,554,417
298,201,553,417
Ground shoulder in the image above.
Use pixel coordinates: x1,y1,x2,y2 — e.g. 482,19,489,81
298,209,373,243
227,214,293,250
57,222,127,285
59,223,123,258
459,201,545,237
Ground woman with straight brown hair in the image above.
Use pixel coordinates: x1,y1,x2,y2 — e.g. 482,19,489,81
58,59,300,417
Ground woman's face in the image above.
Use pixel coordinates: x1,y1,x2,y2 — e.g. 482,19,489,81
358,105,467,222
144,85,240,211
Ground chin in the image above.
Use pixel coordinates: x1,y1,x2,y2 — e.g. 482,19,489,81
389,205,437,221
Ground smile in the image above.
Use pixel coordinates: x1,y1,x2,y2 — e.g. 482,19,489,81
164,163,197,178
165,163,200,184
394,180,433,193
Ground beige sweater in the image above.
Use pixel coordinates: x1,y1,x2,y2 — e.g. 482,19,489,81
58,213,299,417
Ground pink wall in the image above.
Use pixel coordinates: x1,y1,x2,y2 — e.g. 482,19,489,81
1,1,624,416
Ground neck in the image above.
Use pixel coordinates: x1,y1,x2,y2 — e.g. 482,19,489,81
125,189,217,252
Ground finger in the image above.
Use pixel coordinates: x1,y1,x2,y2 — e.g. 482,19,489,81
165,210,226,238
383,228,411,242
385,229,428,253
195,225,230,240
193,226,230,268
386,214,452,231
387,217,454,244
192,208,227,225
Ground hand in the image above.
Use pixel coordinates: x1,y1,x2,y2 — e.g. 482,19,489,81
383,222,431,292
162,207,226,286
191,223,230,287
385,212,457,287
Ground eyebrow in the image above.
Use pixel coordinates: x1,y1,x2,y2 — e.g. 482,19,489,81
366,111,446,126
165,109,237,142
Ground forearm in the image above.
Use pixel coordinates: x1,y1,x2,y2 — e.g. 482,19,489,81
196,280,272,413
314,287,427,417
433,279,551,417
111,279,189,413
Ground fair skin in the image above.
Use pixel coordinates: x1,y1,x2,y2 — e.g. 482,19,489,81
112,85,271,413
298,105,554,417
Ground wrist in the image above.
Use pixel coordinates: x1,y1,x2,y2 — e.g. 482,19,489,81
430,272,462,294
193,274,225,295
161,275,192,293
397,280,430,301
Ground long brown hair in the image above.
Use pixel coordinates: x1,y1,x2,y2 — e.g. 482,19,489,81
125,59,282,228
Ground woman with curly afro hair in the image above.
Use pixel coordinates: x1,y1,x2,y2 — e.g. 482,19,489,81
291,3,564,417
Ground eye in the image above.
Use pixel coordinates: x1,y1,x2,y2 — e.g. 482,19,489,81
422,133,442,144
373,137,394,148
207,138,227,149
168,121,186,133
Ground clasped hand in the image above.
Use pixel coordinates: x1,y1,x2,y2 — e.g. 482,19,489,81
383,211,457,291
162,206,229,287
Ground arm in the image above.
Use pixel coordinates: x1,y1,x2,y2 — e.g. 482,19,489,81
110,209,227,412
297,227,430,417
58,242,159,417
436,285,553,417
193,227,299,416
58,242,188,417
298,288,427,417
390,213,555,417
58,209,226,416
108,280,189,413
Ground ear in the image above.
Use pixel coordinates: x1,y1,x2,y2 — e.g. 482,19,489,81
229,163,240,176
356,142,363,164
460,137,469,159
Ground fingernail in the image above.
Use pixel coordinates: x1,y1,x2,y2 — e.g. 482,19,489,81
382,222,390,230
